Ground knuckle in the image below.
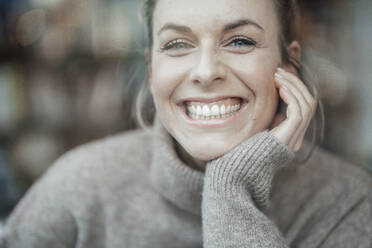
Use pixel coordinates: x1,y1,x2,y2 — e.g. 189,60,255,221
293,115,303,125
310,99,316,110
294,142,302,152
303,105,311,115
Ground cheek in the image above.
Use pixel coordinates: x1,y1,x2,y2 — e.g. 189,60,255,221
223,52,279,126
151,57,190,102
224,52,278,96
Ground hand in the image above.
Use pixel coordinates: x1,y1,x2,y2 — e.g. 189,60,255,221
269,67,316,152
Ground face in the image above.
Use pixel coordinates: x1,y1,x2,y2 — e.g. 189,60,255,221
150,0,282,163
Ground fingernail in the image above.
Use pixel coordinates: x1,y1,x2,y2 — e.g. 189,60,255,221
275,72,284,79
277,67,286,73
282,85,289,91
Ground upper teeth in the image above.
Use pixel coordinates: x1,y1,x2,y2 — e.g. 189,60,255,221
187,104,241,119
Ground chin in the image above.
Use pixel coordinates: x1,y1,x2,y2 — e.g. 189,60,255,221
180,136,243,162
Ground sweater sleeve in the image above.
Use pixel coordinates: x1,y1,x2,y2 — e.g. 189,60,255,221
202,130,294,248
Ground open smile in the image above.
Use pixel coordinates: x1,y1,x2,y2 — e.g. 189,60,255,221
176,96,248,127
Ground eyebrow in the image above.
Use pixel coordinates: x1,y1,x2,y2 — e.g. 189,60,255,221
223,19,264,32
157,19,264,36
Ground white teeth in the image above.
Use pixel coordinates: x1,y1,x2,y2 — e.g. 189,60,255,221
202,105,210,116
187,106,193,114
191,105,197,114
220,105,226,115
196,106,202,115
187,103,241,120
211,105,219,116
226,105,231,114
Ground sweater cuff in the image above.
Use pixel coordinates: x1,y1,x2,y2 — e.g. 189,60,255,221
204,130,295,208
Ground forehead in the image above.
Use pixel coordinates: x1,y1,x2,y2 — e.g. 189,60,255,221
153,0,277,34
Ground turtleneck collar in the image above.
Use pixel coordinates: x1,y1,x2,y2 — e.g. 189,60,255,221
149,118,204,216
149,117,304,216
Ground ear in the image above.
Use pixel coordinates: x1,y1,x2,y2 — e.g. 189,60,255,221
282,40,301,74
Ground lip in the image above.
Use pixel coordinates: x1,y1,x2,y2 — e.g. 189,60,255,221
176,96,248,127
176,95,248,105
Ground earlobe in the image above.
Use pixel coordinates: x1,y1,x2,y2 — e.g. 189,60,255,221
287,40,301,60
282,41,301,74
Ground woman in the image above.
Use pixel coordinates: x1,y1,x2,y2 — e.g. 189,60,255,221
1,0,371,247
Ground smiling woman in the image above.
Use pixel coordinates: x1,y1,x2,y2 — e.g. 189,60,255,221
1,0,371,247
144,0,321,165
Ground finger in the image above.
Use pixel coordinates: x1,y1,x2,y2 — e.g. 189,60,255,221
275,73,309,145
270,83,302,149
294,129,306,151
277,68,315,107
275,72,316,150
275,72,310,121
278,82,308,151
294,110,315,151
277,68,308,97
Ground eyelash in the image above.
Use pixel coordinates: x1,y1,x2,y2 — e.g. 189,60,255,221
160,39,193,51
227,36,257,48
160,36,257,52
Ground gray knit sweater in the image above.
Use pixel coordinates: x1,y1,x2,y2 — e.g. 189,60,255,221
0,121,371,248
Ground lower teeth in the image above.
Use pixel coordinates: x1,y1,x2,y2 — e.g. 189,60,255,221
188,110,238,120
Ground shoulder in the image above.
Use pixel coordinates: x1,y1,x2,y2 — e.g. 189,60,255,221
56,128,153,169
274,146,371,201
44,128,154,192
273,144,372,204
10,128,154,216
301,147,371,198
270,146,372,244
1,129,155,246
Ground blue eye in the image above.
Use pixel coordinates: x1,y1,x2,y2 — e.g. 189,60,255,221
229,37,257,48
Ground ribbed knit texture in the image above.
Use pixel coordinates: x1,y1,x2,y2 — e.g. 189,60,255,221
202,131,294,247
1,121,371,248
205,130,294,208
150,126,204,216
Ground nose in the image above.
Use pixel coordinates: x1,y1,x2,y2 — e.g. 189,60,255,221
189,48,227,87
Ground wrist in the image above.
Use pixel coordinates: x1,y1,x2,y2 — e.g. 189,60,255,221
204,130,295,207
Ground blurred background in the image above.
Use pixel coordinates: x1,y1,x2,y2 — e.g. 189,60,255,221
0,0,371,219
